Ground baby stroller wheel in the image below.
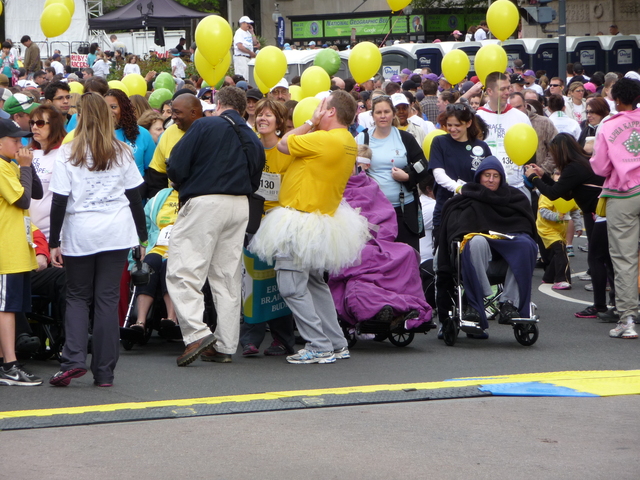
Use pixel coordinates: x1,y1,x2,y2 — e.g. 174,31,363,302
442,317,458,346
121,337,136,351
514,323,538,346
341,324,358,348
388,330,414,347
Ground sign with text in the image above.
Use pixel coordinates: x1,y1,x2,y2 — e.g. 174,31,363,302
426,14,462,32
292,20,323,39
70,54,88,69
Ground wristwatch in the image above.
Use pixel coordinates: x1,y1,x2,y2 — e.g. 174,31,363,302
304,119,314,128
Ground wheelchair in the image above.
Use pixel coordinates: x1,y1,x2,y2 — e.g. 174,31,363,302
26,295,65,361
438,239,540,347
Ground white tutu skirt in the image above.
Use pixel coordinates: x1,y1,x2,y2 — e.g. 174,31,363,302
248,203,371,274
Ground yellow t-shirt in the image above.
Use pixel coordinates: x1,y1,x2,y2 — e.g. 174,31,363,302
280,128,357,215
259,145,292,212
536,195,567,249
397,125,409,131
148,124,185,186
149,190,180,258
0,160,37,274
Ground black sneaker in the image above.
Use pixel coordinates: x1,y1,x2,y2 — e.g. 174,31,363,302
498,301,520,324
575,305,607,318
374,305,394,323
597,308,620,323
462,305,481,323
0,365,43,386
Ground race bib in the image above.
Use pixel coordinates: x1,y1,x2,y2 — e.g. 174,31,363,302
156,225,173,246
257,172,281,202
24,217,35,248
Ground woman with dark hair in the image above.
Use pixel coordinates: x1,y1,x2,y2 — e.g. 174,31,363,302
27,105,68,240
104,89,156,176
356,95,429,250
578,96,611,146
525,133,613,319
48,92,147,387
160,99,172,119
87,43,100,68
239,98,296,357
123,55,140,77
590,77,640,338
429,103,492,230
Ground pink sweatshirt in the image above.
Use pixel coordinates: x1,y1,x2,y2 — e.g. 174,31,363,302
590,108,640,197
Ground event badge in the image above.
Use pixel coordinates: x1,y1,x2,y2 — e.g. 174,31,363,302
257,172,281,202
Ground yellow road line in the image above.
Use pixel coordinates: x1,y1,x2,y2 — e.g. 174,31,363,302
2,370,639,420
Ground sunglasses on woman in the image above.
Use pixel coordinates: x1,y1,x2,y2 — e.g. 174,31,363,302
29,120,49,127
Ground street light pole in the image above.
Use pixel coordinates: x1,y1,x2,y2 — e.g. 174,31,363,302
558,0,566,81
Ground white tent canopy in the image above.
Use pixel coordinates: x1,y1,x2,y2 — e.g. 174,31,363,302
5,0,89,58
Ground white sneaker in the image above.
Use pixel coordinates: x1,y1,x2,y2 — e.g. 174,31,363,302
609,318,638,339
286,349,336,364
333,346,351,359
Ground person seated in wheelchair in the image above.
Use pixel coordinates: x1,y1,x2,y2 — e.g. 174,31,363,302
128,187,178,334
436,156,537,333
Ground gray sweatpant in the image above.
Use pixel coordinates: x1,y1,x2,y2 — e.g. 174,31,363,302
275,257,347,353
466,236,520,305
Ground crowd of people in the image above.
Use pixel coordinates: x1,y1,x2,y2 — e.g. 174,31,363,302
1,21,640,389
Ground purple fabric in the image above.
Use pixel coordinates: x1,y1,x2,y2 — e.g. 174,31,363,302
329,173,433,327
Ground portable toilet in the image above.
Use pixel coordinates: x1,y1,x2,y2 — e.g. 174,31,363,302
414,42,456,76
380,44,425,79
452,39,501,77
248,50,312,86
499,40,528,71
602,35,640,73
567,36,606,75
523,38,559,79
299,50,351,79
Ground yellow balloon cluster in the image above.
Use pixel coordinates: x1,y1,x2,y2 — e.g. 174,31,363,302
122,74,147,97
68,81,84,94
289,85,303,102
474,44,508,85
195,15,233,68
108,80,130,97
422,129,447,160
487,0,520,42
504,124,538,166
441,50,470,85
195,49,230,89
348,42,382,84
40,2,72,38
301,66,331,99
253,73,270,94
255,46,287,90
45,0,75,16
293,97,321,128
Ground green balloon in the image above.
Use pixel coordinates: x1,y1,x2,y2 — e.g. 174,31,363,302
155,72,176,93
149,88,173,109
314,49,341,76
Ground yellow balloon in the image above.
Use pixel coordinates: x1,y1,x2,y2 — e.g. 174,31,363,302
441,50,470,85
253,72,270,95
289,85,303,102
255,46,287,90
62,129,75,144
44,0,75,17
293,97,321,128
504,123,538,166
487,0,519,42
422,129,447,160
552,198,577,215
386,0,411,12
474,44,508,85
301,66,331,99
348,42,382,84
195,15,233,67
108,80,130,97
40,4,71,38
68,81,84,94
121,73,147,97
195,49,231,89
0,3,3,15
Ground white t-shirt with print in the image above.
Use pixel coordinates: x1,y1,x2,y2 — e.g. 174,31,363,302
49,143,143,256
233,28,254,56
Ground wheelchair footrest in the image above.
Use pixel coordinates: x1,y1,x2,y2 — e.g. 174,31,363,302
459,319,484,335
509,316,539,325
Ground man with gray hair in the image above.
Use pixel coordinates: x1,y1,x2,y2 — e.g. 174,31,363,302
166,87,265,367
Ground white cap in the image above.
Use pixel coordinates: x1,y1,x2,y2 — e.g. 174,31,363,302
270,78,289,92
239,16,254,24
390,93,409,107
315,91,332,100
309,41,316,46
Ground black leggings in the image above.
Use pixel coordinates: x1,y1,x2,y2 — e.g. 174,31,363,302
136,253,167,298
584,214,615,308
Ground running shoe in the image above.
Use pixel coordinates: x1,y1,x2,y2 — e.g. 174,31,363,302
286,349,335,364
498,301,520,324
552,282,572,290
333,346,351,359
242,343,260,356
597,308,620,323
575,305,607,318
49,368,87,387
566,246,575,257
264,340,289,356
578,273,591,281
609,318,638,339
0,365,43,386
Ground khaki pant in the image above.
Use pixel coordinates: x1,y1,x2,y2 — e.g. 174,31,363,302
606,196,640,320
167,195,248,351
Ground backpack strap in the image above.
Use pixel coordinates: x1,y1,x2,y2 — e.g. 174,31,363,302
220,112,249,160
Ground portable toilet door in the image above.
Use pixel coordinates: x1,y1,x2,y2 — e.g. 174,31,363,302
568,37,606,75
605,36,639,73
453,39,500,77
414,43,454,76
299,50,350,79
380,44,423,80
501,40,528,72
523,38,559,79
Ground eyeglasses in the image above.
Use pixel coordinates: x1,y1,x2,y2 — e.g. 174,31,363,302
29,120,49,127
202,96,211,101
357,104,366,109
53,95,71,101
549,84,562,88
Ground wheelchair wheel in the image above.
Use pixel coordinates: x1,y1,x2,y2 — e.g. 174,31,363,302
442,317,458,346
388,330,414,347
514,323,538,346
121,337,135,351
341,324,358,348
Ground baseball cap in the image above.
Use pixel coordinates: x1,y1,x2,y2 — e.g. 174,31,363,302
236,80,249,91
424,73,439,82
510,74,526,85
390,93,409,107
523,69,536,77
390,74,401,83
401,68,412,75
402,80,418,90
453,30,462,35
4,93,40,115
460,81,475,94
584,82,597,93
52,53,60,60
246,88,264,101
470,76,479,84
270,78,289,92
309,41,316,46
0,88,12,102
0,118,32,138
239,16,254,24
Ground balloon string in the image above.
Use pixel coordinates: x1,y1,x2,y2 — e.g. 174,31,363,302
379,16,402,48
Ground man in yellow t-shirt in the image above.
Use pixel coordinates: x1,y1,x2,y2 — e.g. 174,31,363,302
250,90,369,364
145,94,203,198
